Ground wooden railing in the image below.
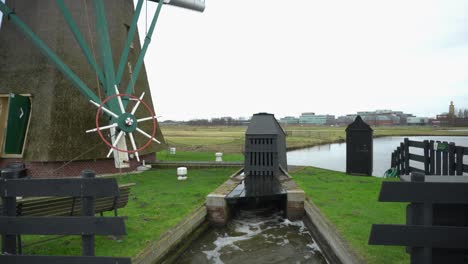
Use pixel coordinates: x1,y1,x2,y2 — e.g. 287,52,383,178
390,138,468,176
369,174,468,264
0,169,131,264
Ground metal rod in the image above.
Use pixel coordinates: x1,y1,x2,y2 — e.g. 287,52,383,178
124,0,164,102
56,0,105,86
150,0,205,12
116,0,144,86
93,0,119,117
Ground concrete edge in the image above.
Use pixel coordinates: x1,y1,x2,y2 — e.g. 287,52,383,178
133,206,207,264
304,200,365,264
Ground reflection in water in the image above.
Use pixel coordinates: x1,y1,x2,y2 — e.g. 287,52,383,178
287,136,468,177
176,209,328,264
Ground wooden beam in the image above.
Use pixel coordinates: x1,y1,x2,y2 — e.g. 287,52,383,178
0,178,119,197
0,216,127,235
0,255,131,264
378,182,468,203
369,224,468,249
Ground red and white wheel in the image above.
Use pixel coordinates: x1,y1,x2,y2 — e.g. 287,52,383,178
85,87,160,162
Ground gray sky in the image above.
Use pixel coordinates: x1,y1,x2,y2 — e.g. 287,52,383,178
136,0,468,121
2,1,467,121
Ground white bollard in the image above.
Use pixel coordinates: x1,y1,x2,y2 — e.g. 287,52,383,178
177,167,187,181
215,152,223,162
170,147,176,155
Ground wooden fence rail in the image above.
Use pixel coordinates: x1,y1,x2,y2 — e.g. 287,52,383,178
369,174,468,264
390,138,468,176
0,169,131,264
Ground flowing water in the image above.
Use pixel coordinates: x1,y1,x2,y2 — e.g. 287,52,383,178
176,208,328,264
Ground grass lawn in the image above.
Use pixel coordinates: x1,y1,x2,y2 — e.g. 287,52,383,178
157,149,244,162
292,167,409,264
21,167,238,258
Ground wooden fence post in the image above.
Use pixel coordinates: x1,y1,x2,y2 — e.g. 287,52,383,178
1,169,17,255
448,142,456,175
429,140,435,175
436,141,442,175
442,141,449,175
423,140,430,175
81,170,96,256
404,138,410,175
391,151,395,168
456,146,463,176
396,147,401,175
400,143,406,174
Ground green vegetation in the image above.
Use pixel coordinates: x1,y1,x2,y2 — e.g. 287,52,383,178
292,167,408,264
161,125,468,154
22,168,238,258
157,149,243,162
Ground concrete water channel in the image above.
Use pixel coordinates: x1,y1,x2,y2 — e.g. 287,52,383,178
176,208,327,264
138,169,359,264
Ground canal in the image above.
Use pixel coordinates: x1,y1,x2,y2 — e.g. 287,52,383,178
287,136,468,177
176,208,328,264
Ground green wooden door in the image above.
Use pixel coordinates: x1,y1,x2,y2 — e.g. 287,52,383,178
4,94,31,154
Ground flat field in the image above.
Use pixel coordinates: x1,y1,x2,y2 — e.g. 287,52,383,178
160,124,468,154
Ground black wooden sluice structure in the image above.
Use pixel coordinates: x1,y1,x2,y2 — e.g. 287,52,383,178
0,169,131,264
391,138,468,176
369,172,468,264
226,113,287,203
346,116,373,176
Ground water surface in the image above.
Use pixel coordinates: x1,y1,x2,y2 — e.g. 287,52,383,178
176,209,327,264
287,136,468,177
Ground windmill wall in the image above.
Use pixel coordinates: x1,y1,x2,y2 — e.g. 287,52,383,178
0,0,165,177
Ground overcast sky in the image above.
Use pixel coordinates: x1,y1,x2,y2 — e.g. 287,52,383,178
135,0,468,121
2,1,467,121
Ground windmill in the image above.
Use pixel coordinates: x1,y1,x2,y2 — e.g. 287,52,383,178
0,0,205,173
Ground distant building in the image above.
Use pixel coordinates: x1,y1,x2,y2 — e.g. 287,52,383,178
407,117,429,126
449,101,455,118
336,115,356,126
356,110,412,126
432,101,468,126
299,112,335,125
279,116,299,124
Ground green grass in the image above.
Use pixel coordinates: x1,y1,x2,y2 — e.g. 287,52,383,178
21,167,238,258
292,167,408,264
157,150,244,162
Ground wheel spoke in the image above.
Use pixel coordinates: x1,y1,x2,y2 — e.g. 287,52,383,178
136,128,161,144
128,132,140,162
137,115,159,123
86,123,118,133
107,131,125,158
114,85,126,114
131,92,145,115
89,100,119,118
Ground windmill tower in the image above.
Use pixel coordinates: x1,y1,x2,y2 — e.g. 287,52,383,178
0,0,204,177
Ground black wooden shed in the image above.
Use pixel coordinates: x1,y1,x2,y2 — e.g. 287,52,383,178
346,115,373,176
244,113,287,196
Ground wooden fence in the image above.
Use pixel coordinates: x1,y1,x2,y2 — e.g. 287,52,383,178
0,169,130,264
369,174,468,264
391,138,468,176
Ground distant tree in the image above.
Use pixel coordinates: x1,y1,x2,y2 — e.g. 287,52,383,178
458,109,464,118
465,109,468,118
187,119,210,126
